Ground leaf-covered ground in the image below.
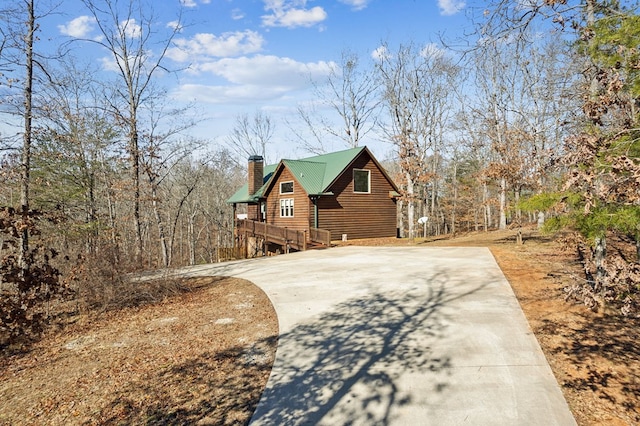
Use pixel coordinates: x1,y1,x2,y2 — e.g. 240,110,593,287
2,228,638,425
0,277,277,425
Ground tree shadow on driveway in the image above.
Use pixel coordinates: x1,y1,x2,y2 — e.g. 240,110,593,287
250,271,488,425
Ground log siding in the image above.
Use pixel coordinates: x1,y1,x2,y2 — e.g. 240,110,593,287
265,166,311,233
317,152,397,240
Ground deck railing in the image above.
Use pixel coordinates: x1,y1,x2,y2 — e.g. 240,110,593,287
237,220,330,251
309,227,331,247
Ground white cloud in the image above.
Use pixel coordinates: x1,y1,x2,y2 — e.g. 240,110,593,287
231,8,245,20
262,0,327,28
120,19,142,38
166,20,183,32
438,0,465,16
174,83,292,104
58,15,96,38
420,43,446,59
180,0,211,7
168,30,265,62
175,55,335,104
197,55,333,87
99,56,121,73
338,0,371,11
371,46,389,61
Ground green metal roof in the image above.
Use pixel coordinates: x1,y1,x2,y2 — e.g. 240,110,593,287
282,146,368,194
226,163,277,204
281,159,327,195
228,146,384,203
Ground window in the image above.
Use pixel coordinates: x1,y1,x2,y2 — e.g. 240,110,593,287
353,169,370,193
280,181,294,194
280,198,294,217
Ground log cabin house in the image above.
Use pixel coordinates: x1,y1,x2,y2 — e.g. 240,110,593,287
228,146,400,254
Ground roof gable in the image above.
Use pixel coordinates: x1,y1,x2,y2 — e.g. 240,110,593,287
227,146,398,203
262,146,365,197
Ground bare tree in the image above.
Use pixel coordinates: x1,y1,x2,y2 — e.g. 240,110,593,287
79,0,183,264
288,50,380,155
322,50,381,148
376,43,422,240
19,0,35,268
376,42,459,240
226,111,275,163
140,125,200,267
286,103,331,155
0,0,56,269
34,57,120,255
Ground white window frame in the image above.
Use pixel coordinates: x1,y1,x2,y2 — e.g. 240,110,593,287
280,181,294,194
353,169,371,194
280,198,294,217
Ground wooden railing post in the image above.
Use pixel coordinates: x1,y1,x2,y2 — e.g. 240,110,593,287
284,227,289,253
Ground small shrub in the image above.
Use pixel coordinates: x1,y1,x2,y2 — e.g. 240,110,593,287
72,243,190,312
0,207,73,349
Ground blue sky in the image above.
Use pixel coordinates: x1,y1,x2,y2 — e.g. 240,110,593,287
46,0,472,160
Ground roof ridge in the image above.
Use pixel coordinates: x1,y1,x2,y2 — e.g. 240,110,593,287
284,158,328,164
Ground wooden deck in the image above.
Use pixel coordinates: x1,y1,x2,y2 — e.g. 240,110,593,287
237,219,331,252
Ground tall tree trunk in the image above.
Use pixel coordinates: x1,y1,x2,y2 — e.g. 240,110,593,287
594,235,606,285
451,161,458,235
130,118,143,264
397,199,404,238
19,0,35,273
514,187,521,223
483,182,491,231
499,177,507,230
406,172,415,241
150,184,169,268
188,211,196,266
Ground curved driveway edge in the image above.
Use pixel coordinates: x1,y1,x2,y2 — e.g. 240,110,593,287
180,246,576,425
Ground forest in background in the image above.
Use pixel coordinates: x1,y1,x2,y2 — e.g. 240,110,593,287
1,0,639,347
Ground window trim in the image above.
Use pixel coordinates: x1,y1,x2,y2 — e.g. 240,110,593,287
280,198,294,217
353,169,371,194
279,181,294,194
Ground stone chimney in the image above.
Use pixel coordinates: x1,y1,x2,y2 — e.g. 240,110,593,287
248,155,264,196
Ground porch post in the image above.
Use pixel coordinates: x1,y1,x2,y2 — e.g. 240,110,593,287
232,203,237,248
311,196,319,229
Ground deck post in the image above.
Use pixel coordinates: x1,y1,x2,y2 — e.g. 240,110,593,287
284,227,289,253
232,204,237,249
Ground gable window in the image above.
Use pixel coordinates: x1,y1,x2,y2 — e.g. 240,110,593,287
280,198,294,217
353,169,370,193
280,181,294,194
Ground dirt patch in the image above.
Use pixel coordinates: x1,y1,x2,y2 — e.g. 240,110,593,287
0,277,278,426
489,238,640,426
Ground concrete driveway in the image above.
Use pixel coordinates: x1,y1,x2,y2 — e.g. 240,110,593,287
182,246,576,425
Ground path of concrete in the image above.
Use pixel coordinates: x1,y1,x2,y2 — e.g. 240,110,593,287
181,246,576,425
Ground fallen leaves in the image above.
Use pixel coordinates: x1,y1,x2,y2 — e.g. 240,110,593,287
0,277,277,426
